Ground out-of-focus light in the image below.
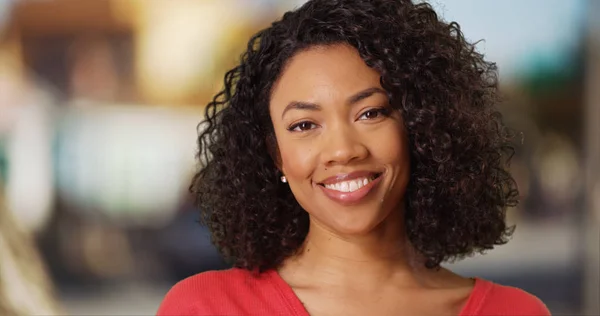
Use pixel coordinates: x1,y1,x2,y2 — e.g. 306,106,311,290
533,133,581,201
136,0,249,104
5,89,55,234
55,104,201,228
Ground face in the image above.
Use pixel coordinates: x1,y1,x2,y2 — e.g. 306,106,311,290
269,44,410,236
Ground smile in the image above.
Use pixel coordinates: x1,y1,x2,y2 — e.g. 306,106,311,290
316,171,383,205
322,174,379,193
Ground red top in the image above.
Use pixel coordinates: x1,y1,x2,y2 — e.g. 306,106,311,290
157,268,551,315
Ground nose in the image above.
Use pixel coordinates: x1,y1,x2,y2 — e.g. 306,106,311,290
320,124,368,166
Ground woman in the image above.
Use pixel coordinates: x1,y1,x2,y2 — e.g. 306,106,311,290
158,0,550,315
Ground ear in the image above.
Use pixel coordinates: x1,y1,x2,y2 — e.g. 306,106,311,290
266,133,283,171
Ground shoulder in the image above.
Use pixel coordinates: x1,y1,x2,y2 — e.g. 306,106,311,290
473,279,551,315
156,268,268,315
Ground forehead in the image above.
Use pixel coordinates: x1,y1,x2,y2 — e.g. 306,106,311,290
270,44,382,106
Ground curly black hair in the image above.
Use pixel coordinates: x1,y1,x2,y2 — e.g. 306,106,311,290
191,0,519,271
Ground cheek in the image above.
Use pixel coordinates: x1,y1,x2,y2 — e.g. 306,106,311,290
373,124,410,166
390,138,409,165
278,141,317,180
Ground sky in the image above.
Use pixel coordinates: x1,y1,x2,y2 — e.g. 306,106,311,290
428,0,586,79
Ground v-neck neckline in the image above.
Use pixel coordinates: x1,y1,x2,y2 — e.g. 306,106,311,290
265,269,492,316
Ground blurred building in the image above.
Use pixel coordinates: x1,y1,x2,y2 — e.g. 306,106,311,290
2,0,268,105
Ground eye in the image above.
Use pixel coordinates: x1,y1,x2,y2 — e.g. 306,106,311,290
288,121,317,132
358,107,391,121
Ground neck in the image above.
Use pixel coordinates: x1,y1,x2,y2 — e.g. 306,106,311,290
281,210,426,288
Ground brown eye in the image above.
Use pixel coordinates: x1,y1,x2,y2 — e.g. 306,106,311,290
288,121,317,132
363,110,380,119
358,108,390,121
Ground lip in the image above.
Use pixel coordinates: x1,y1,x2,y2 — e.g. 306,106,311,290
316,172,383,206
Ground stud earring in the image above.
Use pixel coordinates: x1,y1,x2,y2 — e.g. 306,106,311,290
281,176,287,183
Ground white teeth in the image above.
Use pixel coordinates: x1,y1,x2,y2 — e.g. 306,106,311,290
340,182,349,192
324,177,373,193
349,181,358,191
357,180,364,189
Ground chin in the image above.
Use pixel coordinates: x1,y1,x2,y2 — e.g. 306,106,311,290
327,216,385,236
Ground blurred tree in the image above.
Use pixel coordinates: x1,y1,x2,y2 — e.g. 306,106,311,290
0,187,61,315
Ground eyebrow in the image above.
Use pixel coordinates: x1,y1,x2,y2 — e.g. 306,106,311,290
280,87,387,119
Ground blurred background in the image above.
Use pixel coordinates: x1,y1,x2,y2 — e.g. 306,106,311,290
0,0,598,315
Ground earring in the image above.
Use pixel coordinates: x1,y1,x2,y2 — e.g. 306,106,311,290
281,176,287,183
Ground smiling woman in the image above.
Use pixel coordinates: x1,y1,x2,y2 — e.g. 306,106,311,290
157,0,551,315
